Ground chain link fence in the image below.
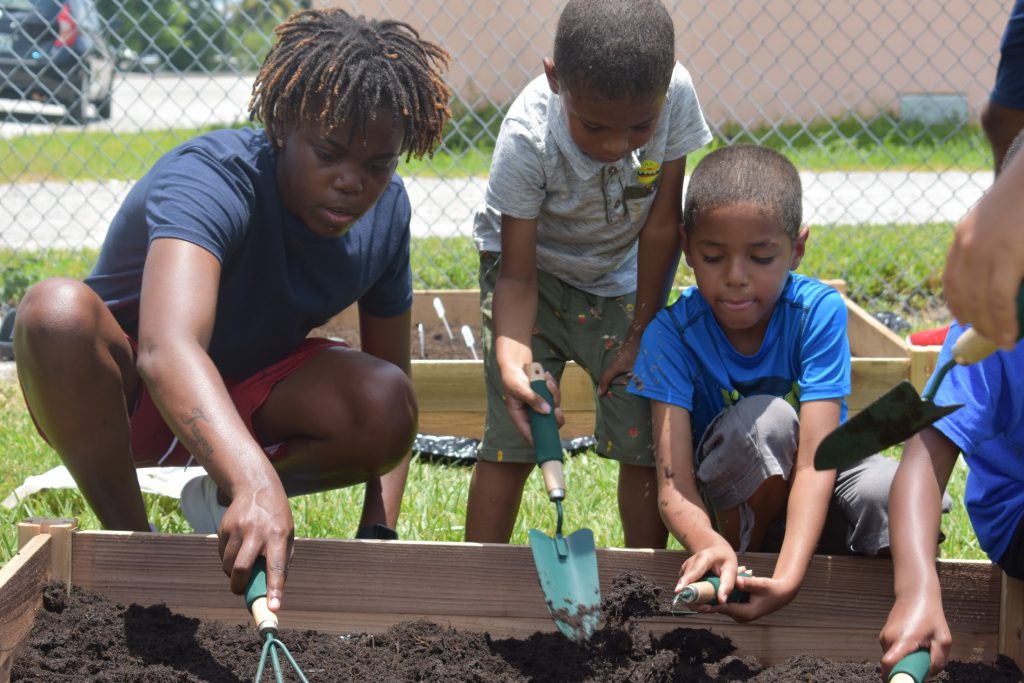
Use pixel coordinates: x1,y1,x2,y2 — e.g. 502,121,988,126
0,0,1009,324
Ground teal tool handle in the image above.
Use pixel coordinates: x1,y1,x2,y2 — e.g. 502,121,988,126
675,573,751,606
527,363,562,464
244,556,278,636
526,363,565,501
888,648,929,683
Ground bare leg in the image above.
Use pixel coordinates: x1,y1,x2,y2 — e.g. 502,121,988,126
714,474,789,551
359,456,410,531
464,460,534,543
618,462,667,548
14,278,148,531
981,101,1024,173
253,348,417,497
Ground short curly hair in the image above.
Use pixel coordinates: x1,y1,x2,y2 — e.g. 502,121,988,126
249,9,451,159
683,145,803,242
553,0,675,101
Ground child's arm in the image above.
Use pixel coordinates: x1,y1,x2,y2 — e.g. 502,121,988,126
879,426,959,679
651,400,740,604
137,238,293,609
597,157,685,395
724,398,840,621
494,214,560,440
356,307,413,533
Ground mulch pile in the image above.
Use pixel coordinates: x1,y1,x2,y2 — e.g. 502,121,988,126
11,572,1021,682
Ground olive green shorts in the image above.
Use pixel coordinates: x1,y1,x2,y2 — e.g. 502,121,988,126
476,251,654,467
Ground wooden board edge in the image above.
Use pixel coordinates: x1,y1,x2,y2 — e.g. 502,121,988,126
62,535,1002,644
842,293,909,358
0,534,51,680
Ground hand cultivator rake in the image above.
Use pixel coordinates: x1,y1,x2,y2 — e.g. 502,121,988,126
245,557,310,683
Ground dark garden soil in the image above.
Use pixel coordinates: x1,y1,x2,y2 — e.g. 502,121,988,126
11,573,1022,682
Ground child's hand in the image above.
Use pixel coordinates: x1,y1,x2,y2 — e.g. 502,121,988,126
500,364,565,443
675,540,739,606
714,572,798,623
217,482,295,612
597,337,640,396
878,593,950,680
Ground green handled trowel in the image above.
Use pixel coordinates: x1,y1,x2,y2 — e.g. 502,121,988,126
526,362,602,642
888,648,930,683
815,285,1024,471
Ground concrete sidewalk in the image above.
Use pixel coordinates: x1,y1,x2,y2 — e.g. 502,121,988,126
0,170,993,250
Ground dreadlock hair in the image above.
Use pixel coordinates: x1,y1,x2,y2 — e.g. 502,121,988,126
683,145,803,243
553,0,675,101
249,9,451,159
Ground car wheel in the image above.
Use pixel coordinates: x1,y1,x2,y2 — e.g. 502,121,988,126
64,71,89,125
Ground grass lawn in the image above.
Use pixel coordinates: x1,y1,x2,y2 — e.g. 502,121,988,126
0,114,991,184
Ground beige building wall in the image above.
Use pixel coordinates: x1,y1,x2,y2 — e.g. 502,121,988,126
322,1,1006,125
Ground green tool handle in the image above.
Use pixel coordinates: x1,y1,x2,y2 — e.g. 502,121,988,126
923,285,1024,401
527,362,565,501
244,556,279,636
675,573,751,606
888,648,929,683
951,283,1024,365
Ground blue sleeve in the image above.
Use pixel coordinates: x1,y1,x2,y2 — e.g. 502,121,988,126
797,289,852,402
357,182,413,318
628,308,697,410
145,146,255,261
931,323,1002,454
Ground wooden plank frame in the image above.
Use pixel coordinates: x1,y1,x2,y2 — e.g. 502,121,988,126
1,524,1011,677
323,284,915,437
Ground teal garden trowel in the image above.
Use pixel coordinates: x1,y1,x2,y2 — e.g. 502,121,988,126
525,362,602,642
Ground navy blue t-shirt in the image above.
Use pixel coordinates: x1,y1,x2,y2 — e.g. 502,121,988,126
85,127,413,379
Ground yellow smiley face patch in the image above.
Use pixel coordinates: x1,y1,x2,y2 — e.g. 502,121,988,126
636,159,660,185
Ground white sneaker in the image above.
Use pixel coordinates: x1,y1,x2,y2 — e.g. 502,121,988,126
179,474,227,534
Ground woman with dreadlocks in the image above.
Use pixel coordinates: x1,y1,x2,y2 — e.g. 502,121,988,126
13,8,450,609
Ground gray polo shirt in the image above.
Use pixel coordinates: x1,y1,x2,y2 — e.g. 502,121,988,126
473,62,712,296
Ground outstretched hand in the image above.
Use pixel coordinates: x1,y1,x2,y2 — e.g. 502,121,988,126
878,593,950,681
710,572,798,623
501,364,565,443
217,484,294,612
597,337,640,396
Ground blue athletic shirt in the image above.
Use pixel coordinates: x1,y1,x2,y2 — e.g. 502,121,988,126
930,322,1024,563
628,273,850,449
85,127,413,380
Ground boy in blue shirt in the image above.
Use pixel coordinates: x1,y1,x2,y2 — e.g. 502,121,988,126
630,145,895,620
13,9,450,609
465,0,711,548
879,130,1024,680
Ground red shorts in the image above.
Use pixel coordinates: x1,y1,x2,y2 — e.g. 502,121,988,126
25,337,348,467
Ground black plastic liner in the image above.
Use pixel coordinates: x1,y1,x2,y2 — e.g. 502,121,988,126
412,433,596,466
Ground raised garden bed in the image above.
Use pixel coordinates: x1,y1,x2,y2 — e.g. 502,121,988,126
313,283,930,438
2,519,1022,681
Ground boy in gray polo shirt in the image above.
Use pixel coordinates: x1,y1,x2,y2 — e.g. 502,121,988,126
465,0,712,547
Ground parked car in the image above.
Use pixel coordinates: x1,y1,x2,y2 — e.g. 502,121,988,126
0,0,115,123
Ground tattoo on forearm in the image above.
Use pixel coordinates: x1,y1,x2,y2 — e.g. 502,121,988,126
182,407,215,460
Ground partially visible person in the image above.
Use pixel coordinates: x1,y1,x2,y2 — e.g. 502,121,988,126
14,9,450,609
880,130,1024,682
464,0,711,548
943,129,1024,348
981,0,1024,174
630,145,899,622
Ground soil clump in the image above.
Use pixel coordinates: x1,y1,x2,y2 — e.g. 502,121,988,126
12,574,1021,682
